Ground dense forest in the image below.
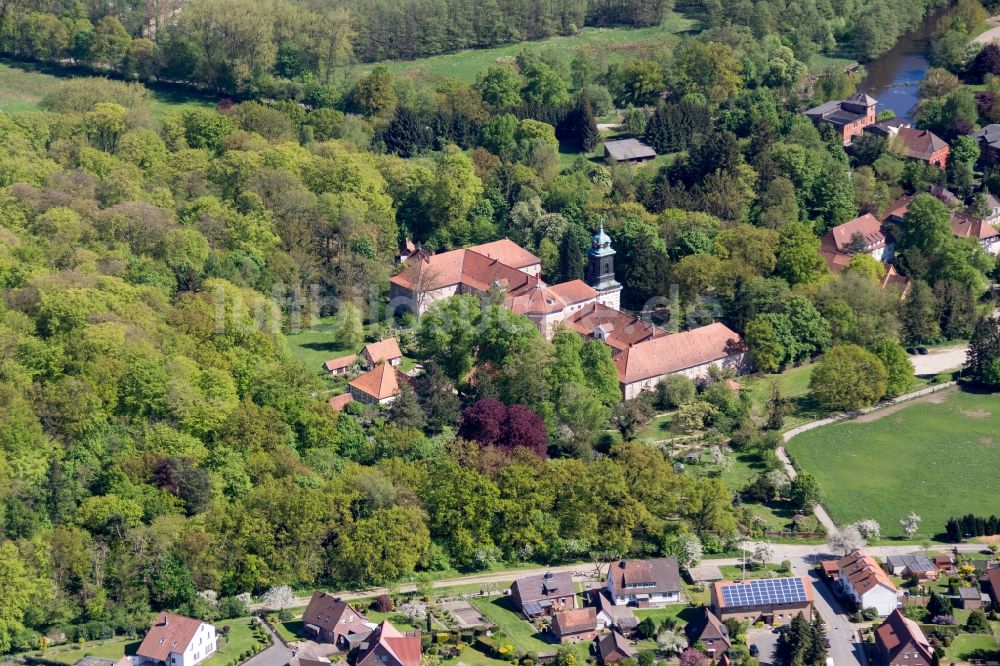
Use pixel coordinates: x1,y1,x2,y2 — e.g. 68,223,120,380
1,0,1000,658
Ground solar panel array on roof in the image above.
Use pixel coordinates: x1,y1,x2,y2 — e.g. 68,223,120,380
720,578,807,608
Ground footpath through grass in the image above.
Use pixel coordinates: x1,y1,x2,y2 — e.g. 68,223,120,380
785,387,1000,538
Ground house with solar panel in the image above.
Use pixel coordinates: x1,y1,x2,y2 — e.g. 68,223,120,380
710,577,815,623
510,571,576,618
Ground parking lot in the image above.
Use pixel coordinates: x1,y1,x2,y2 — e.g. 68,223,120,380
747,627,781,666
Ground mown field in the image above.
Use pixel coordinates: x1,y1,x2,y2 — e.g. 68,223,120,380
785,387,1000,538
0,59,216,116
353,13,699,83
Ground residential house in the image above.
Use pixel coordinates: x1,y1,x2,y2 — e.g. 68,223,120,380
301,592,373,649
891,128,949,168
874,609,934,666
931,185,962,207
950,211,1000,256
884,554,939,581
323,355,356,376
604,138,657,164
880,265,912,300
805,92,877,144
355,621,421,666
986,568,1000,609
550,608,598,644
589,589,639,634
710,577,814,623
983,192,1000,223
361,339,402,369
837,551,899,616
348,364,402,405
328,394,353,412
955,586,987,610
972,124,1000,166
686,608,731,657
134,613,216,666
510,571,576,618
819,560,841,583
596,631,637,665
819,212,895,274
865,117,910,139
614,324,748,400
607,558,682,607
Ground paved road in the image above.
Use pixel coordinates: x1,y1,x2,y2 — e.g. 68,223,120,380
244,618,292,666
909,345,967,375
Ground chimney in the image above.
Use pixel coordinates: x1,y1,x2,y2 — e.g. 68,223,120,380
544,572,553,580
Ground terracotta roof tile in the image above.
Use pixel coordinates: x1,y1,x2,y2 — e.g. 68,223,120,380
552,608,597,636
363,338,402,364
837,550,897,596
950,211,999,241
323,355,356,372
389,240,539,292
136,613,206,662
328,394,354,412
357,622,421,666
468,238,540,270
349,364,400,401
564,302,666,352
615,323,746,384
893,128,949,161
823,213,887,253
875,609,933,662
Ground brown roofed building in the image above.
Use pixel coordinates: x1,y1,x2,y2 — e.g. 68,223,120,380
551,608,598,643
686,608,731,657
710,577,814,623
891,128,949,168
510,571,576,618
323,355,357,375
875,609,934,666
805,92,877,144
596,631,637,664
607,558,682,607
328,393,354,412
564,302,667,354
361,338,403,369
469,239,543,275
301,592,373,649
615,323,748,400
507,280,599,337
986,567,1000,609
589,589,639,634
837,551,899,616
355,621,421,666
135,613,216,666
604,138,657,164
348,364,402,405
950,211,1000,255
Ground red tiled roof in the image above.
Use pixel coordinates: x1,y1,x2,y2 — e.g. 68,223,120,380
893,128,949,161
137,613,206,662
507,280,598,315
881,195,914,222
349,364,401,401
838,550,897,596
615,323,746,384
875,609,933,663
564,302,666,352
823,213,887,253
363,338,402,364
357,622,421,666
329,394,354,412
987,568,1000,603
950,211,999,241
468,238,541,270
552,608,597,636
323,355,356,372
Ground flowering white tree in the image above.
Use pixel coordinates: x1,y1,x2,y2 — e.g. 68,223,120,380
765,470,790,498
852,519,881,542
900,513,921,539
829,525,866,554
262,585,295,610
656,629,686,656
752,542,774,568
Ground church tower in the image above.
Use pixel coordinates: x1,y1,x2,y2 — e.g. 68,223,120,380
585,224,622,310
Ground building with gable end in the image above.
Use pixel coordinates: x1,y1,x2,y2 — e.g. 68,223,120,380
874,609,934,666
301,592,374,649
607,558,682,607
510,571,576,618
354,621,421,666
134,612,216,666
348,364,403,405
837,550,899,616
805,92,877,144
819,213,895,273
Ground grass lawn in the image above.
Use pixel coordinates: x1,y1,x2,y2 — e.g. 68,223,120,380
468,597,589,661
806,53,858,74
202,618,262,666
37,637,139,664
0,59,215,117
634,604,701,628
352,13,698,83
718,564,789,580
944,632,999,661
741,363,823,429
284,317,417,375
785,387,1000,539
638,411,675,442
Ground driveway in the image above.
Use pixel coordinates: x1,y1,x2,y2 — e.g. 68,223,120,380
976,16,1000,44
747,627,780,666
245,618,293,666
909,345,967,375
788,559,868,666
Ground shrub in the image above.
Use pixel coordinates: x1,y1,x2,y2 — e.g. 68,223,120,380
374,594,393,612
278,609,292,622
861,607,879,621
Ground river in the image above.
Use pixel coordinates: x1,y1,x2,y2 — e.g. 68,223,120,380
859,15,937,122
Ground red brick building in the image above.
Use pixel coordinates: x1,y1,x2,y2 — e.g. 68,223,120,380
805,92,877,144
892,128,949,168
